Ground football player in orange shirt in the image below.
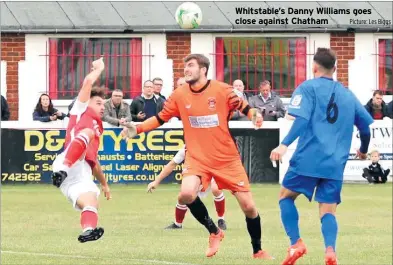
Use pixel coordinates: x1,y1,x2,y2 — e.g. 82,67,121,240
122,54,273,260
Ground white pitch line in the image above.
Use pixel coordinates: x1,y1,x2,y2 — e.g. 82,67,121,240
1,250,196,265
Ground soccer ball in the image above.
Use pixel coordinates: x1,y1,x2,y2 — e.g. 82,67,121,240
175,2,202,29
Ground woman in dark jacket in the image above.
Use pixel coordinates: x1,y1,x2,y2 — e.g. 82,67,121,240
32,93,66,122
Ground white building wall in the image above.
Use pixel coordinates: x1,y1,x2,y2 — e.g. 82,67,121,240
352,33,392,104
21,34,170,121
191,33,332,102
18,32,393,121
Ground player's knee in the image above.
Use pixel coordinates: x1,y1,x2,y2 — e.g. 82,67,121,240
178,191,196,205
76,192,99,209
319,203,336,218
211,186,221,197
239,199,257,216
279,187,298,200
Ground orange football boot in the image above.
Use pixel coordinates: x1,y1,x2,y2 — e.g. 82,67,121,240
325,246,338,265
253,250,275,260
281,239,307,265
206,229,224,257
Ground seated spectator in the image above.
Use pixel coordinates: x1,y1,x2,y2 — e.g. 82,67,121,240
387,100,393,118
32,93,66,122
362,150,390,184
131,80,164,122
231,79,250,121
1,95,10,121
364,90,389,120
153,77,166,100
103,89,131,126
248,80,286,121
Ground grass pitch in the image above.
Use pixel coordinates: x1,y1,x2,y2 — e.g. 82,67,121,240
1,184,392,264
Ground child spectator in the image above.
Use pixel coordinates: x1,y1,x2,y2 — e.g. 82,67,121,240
362,150,391,184
33,93,66,122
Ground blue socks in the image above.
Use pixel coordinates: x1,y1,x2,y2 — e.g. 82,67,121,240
279,198,300,245
321,213,338,251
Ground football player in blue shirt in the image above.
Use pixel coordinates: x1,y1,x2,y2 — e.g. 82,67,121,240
270,48,374,265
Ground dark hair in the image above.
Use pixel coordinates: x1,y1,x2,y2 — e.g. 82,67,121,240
373,90,383,96
91,86,106,99
184,54,210,76
259,80,272,88
313,48,336,70
111,89,123,95
152,77,163,83
34,93,55,115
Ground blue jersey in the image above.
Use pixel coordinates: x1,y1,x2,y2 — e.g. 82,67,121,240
287,77,374,180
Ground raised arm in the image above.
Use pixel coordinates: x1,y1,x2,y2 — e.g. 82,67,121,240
78,58,105,103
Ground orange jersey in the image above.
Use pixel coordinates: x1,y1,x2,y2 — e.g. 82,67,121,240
157,80,250,167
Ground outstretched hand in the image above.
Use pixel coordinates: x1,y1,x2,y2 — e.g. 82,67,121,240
121,122,138,141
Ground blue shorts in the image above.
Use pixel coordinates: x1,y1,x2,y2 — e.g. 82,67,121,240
282,171,343,204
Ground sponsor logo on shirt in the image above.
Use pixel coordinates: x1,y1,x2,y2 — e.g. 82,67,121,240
207,97,216,111
189,114,219,128
289,95,302,109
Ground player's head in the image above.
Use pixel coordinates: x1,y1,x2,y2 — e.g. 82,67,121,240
372,90,383,106
152,77,163,95
259,80,271,98
370,150,380,163
35,93,54,112
143,80,154,97
111,89,123,106
184,54,210,84
176,77,186,89
89,86,106,118
233,79,244,92
312,48,336,77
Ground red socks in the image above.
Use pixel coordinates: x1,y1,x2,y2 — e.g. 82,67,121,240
174,193,225,227
214,192,225,219
175,203,188,226
80,206,98,232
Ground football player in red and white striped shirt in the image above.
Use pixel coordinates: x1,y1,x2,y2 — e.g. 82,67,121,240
52,58,111,243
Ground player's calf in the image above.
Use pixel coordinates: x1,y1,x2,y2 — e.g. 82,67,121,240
234,191,273,259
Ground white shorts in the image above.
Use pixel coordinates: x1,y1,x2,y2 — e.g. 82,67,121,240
198,178,216,198
52,153,100,211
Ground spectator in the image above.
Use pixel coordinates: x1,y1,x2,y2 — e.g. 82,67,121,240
176,77,186,89
103,89,131,126
130,80,164,122
231,79,250,121
153,77,166,100
233,79,251,101
364,90,389,120
387,100,393,118
362,150,390,184
1,95,10,121
248,80,286,121
33,93,66,122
